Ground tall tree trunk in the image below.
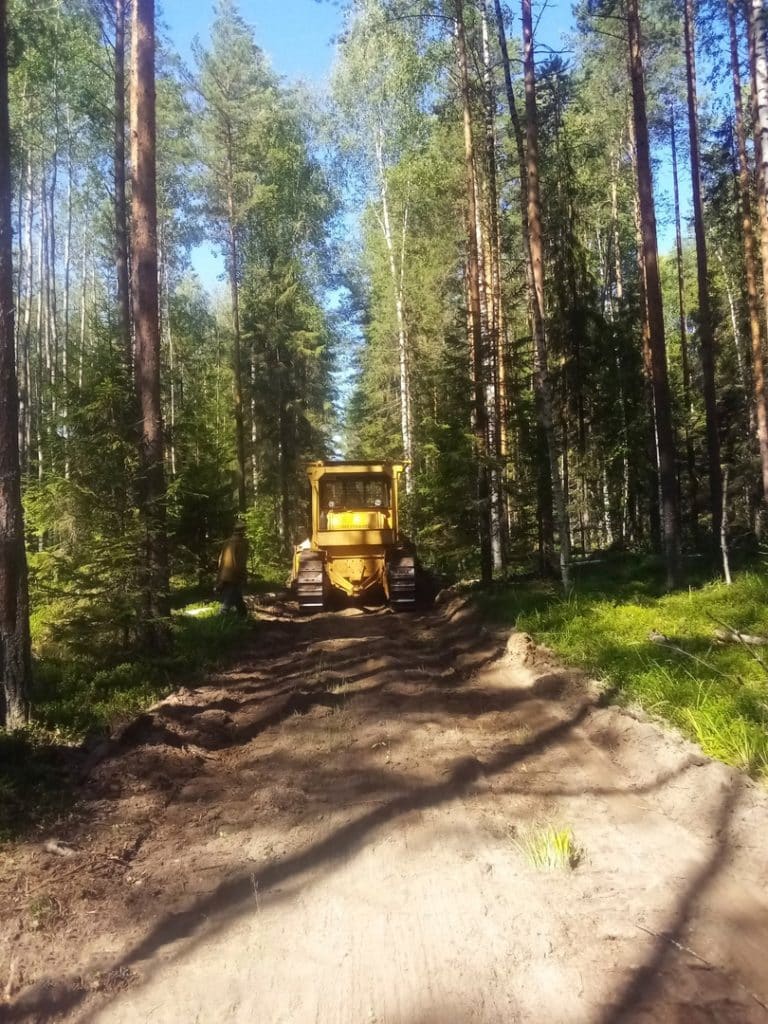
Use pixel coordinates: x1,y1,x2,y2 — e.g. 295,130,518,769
114,0,131,369
714,245,747,395
494,0,563,576
481,2,506,573
63,110,74,480
683,0,722,549
627,0,682,586
250,349,259,497
670,104,698,536
159,229,176,478
18,154,33,474
0,0,32,727
748,0,768,339
629,108,662,554
375,131,414,493
454,0,493,584
521,0,571,588
131,0,169,648
225,148,247,514
79,218,87,390
729,0,768,507
35,184,44,490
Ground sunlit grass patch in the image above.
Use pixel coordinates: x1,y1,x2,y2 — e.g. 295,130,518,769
684,703,768,776
328,677,355,695
478,559,768,779
513,825,580,870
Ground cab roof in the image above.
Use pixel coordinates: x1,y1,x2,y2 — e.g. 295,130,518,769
305,460,404,480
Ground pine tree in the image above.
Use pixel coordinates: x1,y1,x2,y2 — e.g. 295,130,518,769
0,0,32,726
131,0,169,647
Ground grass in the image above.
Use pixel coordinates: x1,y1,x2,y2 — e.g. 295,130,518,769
0,599,253,841
478,555,768,778
320,704,356,751
513,825,580,870
27,893,63,932
31,604,251,740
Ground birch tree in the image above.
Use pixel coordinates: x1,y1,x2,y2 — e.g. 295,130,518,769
332,0,429,493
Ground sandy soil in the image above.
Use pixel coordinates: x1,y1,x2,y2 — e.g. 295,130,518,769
2,595,768,1024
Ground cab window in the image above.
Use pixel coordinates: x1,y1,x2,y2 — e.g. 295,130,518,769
320,476,390,510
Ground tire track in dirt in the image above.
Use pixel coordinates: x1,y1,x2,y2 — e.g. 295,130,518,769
3,596,768,1023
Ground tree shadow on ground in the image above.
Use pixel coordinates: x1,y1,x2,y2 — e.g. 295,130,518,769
4,600,764,1024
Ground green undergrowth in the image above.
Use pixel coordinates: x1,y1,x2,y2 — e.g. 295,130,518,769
31,605,251,740
0,597,255,841
478,557,768,779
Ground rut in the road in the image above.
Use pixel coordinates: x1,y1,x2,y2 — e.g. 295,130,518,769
4,596,768,1024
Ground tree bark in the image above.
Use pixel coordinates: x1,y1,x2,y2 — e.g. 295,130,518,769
521,0,571,588
683,0,722,548
729,0,768,507
131,0,170,648
0,0,32,727
493,0,565,581
480,2,505,573
670,104,698,536
454,0,493,584
627,0,682,586
114,0,132,369
748,0,768,327
225,147,247,514
63,109,74,480
375,130,414,493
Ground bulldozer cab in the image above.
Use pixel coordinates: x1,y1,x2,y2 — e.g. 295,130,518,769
293,461,415,611
308,462,402,546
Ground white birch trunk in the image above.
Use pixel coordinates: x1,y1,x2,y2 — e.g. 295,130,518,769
375,128,413,494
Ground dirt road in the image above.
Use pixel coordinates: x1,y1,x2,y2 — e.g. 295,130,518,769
4,597,768,1023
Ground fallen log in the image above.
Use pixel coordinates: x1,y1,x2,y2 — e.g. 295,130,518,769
713,627,768,646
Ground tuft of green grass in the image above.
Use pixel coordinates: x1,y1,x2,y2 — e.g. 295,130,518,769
513,825,580,870
27,893,62,932
684,704,768,776
478,557,768,779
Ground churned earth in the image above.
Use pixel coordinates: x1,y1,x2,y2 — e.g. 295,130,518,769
2,595,768,1023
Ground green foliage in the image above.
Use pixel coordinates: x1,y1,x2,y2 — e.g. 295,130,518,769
0,603,251,840
479,561,768,777
243,497,290,581
513,826,580,871
30,604,251,740
195,2,339,552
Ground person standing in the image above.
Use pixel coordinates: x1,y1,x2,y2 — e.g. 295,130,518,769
217,522,249,615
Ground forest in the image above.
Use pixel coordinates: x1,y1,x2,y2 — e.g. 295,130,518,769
2,0,768,756
6,1,768,1017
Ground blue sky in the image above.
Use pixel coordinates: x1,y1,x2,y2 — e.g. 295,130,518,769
160,0,343,82
160,0,682,291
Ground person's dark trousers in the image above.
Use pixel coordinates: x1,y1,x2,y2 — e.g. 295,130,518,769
220,582,248,617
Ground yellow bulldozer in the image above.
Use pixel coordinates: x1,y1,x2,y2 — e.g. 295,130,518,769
291,460,416,612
